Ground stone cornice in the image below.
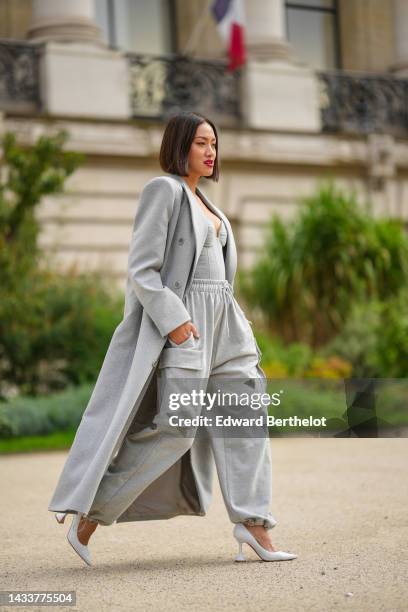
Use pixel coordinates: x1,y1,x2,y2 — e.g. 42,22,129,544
2,115,408,169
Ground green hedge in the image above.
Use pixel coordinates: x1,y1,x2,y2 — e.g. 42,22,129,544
1,377,405,451
0,269,124,397
0,383,93,438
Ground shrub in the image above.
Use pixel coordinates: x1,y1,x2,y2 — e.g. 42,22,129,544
322,287,408,377
376,288,408,377
239,181,408,348
0,268,124,397
0,129,124,396
0,129,83,289
254,330,352,379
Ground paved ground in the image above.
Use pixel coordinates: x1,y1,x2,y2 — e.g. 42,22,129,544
0,438,407,612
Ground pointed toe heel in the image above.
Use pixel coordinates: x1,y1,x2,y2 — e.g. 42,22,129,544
66,513,92,566
233,523,298,562
55,512,67,524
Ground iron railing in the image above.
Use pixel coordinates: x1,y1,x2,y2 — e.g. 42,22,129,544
318,70,408,136
2,37,408,139
0,39,42,113
126,52,243,127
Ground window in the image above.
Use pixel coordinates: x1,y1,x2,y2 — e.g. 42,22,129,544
95,0,176,54
285,0,340,70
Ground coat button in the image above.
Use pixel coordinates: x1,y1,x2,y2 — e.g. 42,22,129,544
152,358,158,367
178,237,184,245
174,281,181,288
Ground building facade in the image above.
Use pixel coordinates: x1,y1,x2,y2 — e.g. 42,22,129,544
0,0,407,285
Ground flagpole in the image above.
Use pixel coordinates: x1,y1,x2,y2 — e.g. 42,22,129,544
182,0,213,56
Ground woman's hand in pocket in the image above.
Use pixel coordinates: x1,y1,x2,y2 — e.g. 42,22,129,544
168,321,200,346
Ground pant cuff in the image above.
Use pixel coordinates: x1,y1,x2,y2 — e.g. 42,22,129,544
243,513,277,531
84,514,101,525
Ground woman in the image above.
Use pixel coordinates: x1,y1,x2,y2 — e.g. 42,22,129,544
50,111,297,565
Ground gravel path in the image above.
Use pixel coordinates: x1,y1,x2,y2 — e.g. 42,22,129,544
0,438,407,611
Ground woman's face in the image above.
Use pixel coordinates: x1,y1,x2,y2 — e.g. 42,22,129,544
186,122,217,178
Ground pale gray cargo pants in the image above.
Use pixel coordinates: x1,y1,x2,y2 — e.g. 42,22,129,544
86,279,277,530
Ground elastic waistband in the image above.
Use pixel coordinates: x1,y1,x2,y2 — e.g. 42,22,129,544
187,279,236,337
188,278,233,293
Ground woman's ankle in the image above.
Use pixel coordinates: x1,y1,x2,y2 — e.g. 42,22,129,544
77,518,98,545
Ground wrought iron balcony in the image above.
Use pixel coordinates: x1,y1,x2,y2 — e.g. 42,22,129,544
0,39,42,113
126,52,243,127
318,69,408,136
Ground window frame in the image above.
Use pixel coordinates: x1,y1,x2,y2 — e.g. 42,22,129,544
284,0,342,70
103,0,177,54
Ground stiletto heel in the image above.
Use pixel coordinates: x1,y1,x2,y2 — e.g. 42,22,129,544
235,541,246,562
66,512,92,566
233,524,298,562
55,512,67,524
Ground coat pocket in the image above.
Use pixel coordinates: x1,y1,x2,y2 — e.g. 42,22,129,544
159,347,203,370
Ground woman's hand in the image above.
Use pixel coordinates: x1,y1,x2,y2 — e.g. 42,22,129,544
168,321,200,345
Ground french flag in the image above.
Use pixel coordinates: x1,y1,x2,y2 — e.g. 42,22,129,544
211,0,246,71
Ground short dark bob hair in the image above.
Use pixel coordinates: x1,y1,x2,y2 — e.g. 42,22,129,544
159,111,219,182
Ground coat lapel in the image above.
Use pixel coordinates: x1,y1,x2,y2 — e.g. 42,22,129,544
170,175,209,279
168,174,237,286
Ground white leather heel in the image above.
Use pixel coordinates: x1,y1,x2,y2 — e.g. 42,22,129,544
66,513,92,566
55,512,67,524
233,524,298,562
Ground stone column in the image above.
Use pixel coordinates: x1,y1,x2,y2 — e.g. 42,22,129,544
245,0,294,61
241,0,321,132
24,0,130,119
389,0,408,76
26,0,103,45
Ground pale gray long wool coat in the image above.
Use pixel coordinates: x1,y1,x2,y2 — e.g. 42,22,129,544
48,172,245,524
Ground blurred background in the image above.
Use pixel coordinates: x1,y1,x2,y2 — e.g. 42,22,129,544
1,0,408,448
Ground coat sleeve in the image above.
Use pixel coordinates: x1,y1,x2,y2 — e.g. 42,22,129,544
127,177,192,337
